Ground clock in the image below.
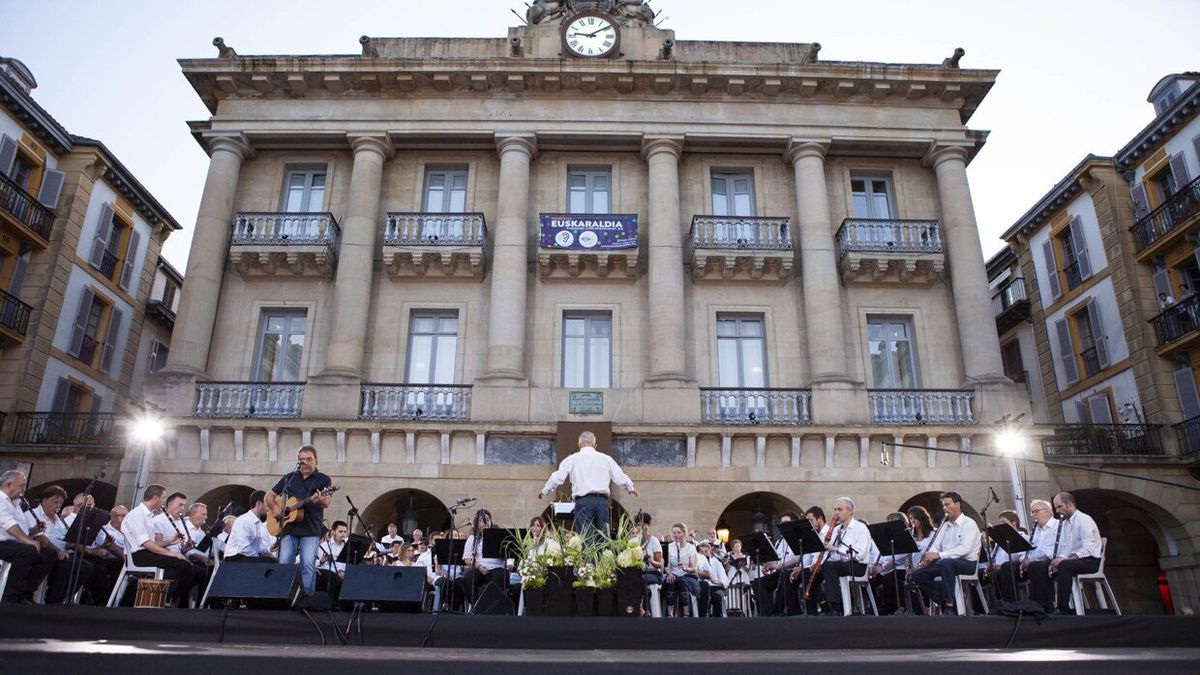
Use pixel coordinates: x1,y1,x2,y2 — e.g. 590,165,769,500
562,12,620,59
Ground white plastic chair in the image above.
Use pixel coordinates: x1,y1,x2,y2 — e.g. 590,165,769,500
0,560,10,601
106,546,164,608
647,583,663,617
198,553,222,608
838,569,879,616
1071,538,1121,616
953,571,988,616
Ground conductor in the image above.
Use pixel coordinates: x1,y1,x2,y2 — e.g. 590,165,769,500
538,431,638,540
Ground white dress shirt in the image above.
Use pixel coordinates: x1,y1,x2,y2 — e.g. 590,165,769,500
911,535,931,569
801,524,830,569
666,541,697,577
122,503,156,555
382,534,404,547
772,535,798,570
223,511,271,559
1025,519,1060,562
0,494,31,542
540,446,635,498
463,534,509,572
101,523,125,552
153,512,192,554
697,553,729,588
318,537,346,573
827,518,873,565
416,548,440,585
1060,510,1103,559
182,519,209,561
931,514,982,562
32,506,68,552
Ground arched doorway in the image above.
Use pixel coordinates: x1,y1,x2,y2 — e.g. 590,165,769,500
716,491,804,541
195,485,256,519
539,499,631,537
898,491,983,526
28,479,118,511
361,489,451,539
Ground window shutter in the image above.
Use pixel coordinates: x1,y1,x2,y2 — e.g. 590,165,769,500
1088,396,1114,425
1068,217,1093,280
1169,152,1191,190
1130,183,1151,221
67,286,94,358
89,392,104,414
8,249,30,296
50,377,70,413
1175,367,1200,420
1152,266,1173,299
1074,400,1089,424
88,203,114,269
1041,240,1062,302
0,134,16,176
99,306,123,374
119,229,140,292
1087,301,1110,369
1054,318,1080,386
35,169,65,209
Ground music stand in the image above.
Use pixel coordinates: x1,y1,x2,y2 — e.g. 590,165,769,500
986,523,1036,613
868,520,918,614
736,532,779,616
64,507,110,551
434,537,467,612
482,528,527,560
337,534,374,567
777,520,823,614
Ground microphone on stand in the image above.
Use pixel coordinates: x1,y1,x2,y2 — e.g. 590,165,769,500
454,497,477,507
988,487,1001,505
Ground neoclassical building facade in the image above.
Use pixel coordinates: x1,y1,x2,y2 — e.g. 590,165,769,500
142,8,1038,579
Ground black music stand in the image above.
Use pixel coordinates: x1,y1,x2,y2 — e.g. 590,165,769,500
986,523,1039,615
736,532,779,616
434,538,468,612
483,528,527,560
868,520,918,614
64,507,110,554
778,520,824,614
336,534,374,567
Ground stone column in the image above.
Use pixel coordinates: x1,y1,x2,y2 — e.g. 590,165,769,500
642,136,689,383
162,133,252,377
927,144,1006,383
319,133,393,378
785,139,851,383
481,134,537,381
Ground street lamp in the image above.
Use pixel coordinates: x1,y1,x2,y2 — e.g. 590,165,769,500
129,414,165,507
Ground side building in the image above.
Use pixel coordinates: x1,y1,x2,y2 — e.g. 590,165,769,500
0,57,182,506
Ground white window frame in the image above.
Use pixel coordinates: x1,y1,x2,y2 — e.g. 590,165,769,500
405,310,459,385
566,167,612,215
850,174,896,220
422,168,469,213
867,317,920,389
252,310,308,382
281,166,327,212
715,313,768,388
561,312,612,389
710,170,756,217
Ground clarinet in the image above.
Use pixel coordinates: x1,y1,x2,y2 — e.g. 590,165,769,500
804,516,842,601
1047,515,1066,578
916,515,947,568
19,494,46,535
167,514,194,552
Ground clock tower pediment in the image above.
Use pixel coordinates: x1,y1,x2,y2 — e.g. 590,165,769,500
516,1,670,60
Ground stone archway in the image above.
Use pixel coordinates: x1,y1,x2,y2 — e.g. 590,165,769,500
195,485,256,518
28,479,118,511
898,491,983,526
361,489,451,539
716,491,805,541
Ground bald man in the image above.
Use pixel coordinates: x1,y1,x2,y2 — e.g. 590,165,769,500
538,431,637,541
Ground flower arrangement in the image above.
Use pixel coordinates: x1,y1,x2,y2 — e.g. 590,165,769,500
515,515,645,591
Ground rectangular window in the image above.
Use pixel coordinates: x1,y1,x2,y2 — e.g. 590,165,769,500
868,318,918,389
253,311,307,381
710,171,755,217
567,168,611,214
10,152,36,192
148,340,169,374
78,294,107,367
406,311,458,384
850,175,894,219
282,168,327,212
716,314,767,388
422,169,468,213
562,312,612,389
1072,304,1108,378
1000,339,1025,383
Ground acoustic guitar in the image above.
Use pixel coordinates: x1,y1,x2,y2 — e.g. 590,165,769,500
267,485,339,537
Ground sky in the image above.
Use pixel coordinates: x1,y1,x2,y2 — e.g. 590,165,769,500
1,0,1198,269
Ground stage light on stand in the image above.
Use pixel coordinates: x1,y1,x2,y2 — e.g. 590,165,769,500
131,415,165,444
129,413,167,508
996,429,1026,457
716,518,730,544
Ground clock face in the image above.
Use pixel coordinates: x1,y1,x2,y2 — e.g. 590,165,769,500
563,13,619,58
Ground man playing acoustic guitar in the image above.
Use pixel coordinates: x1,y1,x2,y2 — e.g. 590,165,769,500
266,445,334,596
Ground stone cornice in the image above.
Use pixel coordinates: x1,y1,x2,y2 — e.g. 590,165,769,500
348,132,396,159
1114,83,1200,179
178,54,997,123
1002,154,1116,241
0,71,73,155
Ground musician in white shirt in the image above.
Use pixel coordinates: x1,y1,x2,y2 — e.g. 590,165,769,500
752,511,801,616
910,491,981,613
819,498,873,615
212,515,236,561
124,484,196,608
223,491,275,562
462,509,514,603
696,540,728,617
1030,492,1102,613
182,503,212,566
381,523,404,547
538,430,638,541
991,508,1037,603
32,485,106,604
870,512,911,615
153,492,210,593
665,522,699,617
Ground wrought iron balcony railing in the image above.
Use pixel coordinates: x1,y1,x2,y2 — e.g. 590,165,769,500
836,219,942,256
194,381,304,418
1175,415,1200,459
145,299,176,329
0,171,54,242
868,389,975,425
232,212,340,249
700,388,812,425
1041,424,1165,457
992,277,1028,315
0,288,33,338
98,249,119,281
1080,346,1103,378
360,384,472,421
1131,174,1200,252
1062,260,1083,291
690,216,792,251
10,412,120,446
383,213,487,246
1149,293,1200,348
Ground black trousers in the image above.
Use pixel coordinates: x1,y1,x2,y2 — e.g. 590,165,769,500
698,580,726,617
993,561,1023,603
753,570,807,616
45,553,97,604
873,569,907,615
1028,558,1100,611
0,541,53,603
132,550,196,607
224,554,277,563
462,567,508,602
822,560,867,612
316,569,342,599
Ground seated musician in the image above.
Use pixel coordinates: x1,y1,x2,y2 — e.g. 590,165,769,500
988,509,1028,604
462,509,513,603
410,528,426,554
820,498,873,615
124,485,196,608
787,506,829,614
388,542,416,566
632,512,663,584
910,491,981,614
382,523,404,548
904,505,936,611
696,540,728,617
870,512,911,615
418,530,456,611
664,522,699,617
1008,499,1057,605
316,520,349,598
31,485,101,604
222,491,275,563
154,492,210,595
1028,492,1101,614
0,470,55,604
212,515,236,561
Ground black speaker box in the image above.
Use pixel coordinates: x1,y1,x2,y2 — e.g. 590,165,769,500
206,562,300,609
338,565,426,612
471,582,515,615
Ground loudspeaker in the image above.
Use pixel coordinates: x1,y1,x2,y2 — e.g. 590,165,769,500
338,565,425,613
471,582,515,615
205,562,300,609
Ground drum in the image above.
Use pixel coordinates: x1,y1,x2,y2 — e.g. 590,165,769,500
728,583,755,617
134,578,173,608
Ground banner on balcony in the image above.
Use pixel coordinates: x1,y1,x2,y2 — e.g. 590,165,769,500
539,214,638,250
